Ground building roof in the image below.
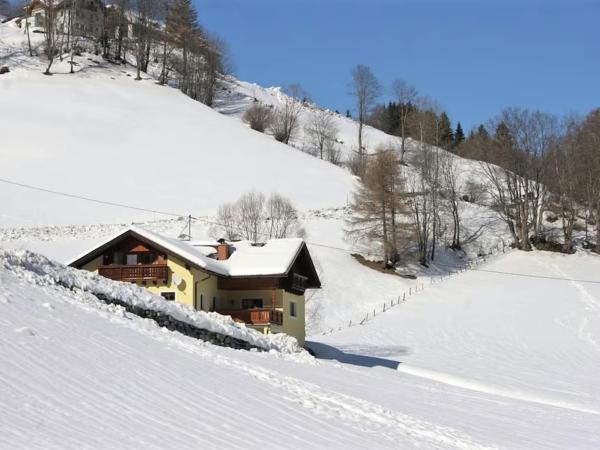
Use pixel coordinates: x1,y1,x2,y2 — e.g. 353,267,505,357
67,226,321,287
222,239,304,277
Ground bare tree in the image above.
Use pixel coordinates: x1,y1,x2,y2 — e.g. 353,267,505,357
266,193,303,239
215,202,239,240
112,0,130,62
304,109,338,160
347,147,408,267
410,99,443,261
350,64,381,156
243,103,273,133
325,143,342,166
408,141,436,265
157,0,174,85
440,153,462,250
213,191,303,242
42,0,58,75
270,84,306,144
392,79,418,161
481,108,559,250
23,1,33,57
575,109,600,251
237,190,266,243
131,0,159,80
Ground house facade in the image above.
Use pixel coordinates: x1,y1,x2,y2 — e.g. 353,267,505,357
24,0,104,38
68,227,320,346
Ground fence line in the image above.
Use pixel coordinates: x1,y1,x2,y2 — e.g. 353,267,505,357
322,240,507,336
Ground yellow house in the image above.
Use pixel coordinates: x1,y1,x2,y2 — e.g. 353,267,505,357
68,227,320,346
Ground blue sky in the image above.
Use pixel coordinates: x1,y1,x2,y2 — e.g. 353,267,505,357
196,0,600,132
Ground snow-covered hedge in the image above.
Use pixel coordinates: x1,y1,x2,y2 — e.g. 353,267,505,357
0,250,306,354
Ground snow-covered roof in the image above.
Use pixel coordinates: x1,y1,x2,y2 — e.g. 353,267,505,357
67,226,227,275
68,226,318,282
221,239,304,277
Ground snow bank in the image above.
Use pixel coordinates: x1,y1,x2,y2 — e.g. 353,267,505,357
0,249,307,354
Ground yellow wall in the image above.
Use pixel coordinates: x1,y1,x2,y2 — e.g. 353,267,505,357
282,292,305,346
218,289,283,310
81,255,204,308
144,255,195,307
191,267,219,312
80,254,306,346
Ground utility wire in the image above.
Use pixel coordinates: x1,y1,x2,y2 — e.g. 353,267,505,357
452,266,600,285
4,177,600,285
0,178,183,218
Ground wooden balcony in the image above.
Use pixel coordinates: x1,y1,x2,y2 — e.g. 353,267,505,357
98,264,169,283
218,308,283,326
289,273,308,295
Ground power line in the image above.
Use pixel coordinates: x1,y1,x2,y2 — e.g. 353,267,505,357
0,177,183,218
4,176,600,285
195,216,600,285
459,267,600,285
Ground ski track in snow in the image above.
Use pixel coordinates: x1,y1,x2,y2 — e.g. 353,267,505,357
0,268,492,450
396,363,600,416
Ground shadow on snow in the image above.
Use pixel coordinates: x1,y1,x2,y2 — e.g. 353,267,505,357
307,341,408,370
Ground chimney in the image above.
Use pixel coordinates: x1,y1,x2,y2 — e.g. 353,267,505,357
216,239,229,260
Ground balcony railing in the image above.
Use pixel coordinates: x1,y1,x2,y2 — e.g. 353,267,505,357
290,273,308,294
98,264,169,283
217,308,283,326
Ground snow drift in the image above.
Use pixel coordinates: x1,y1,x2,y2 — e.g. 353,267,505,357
0,249,306,353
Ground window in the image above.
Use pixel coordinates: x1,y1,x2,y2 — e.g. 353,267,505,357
138,252,155,265
242,299,263,309
161,292,175,301
125,253,137,265
113,251,123,265
289,301,297,318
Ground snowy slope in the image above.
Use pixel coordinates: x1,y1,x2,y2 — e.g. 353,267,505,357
317,251,600,415
3,19,600,449
216,77,485,185
2,248,600,449
0,21,356,228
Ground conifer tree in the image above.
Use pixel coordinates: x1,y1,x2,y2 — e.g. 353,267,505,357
454,122,465,147
439,112,454,149
477,124,489,138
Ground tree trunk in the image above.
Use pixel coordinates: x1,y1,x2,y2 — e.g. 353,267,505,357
143,40,151,72
25,17,32,56
596,203,600,253
400,118,406,161
562,214,574,253
160,35,168,85
358,121,363,155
